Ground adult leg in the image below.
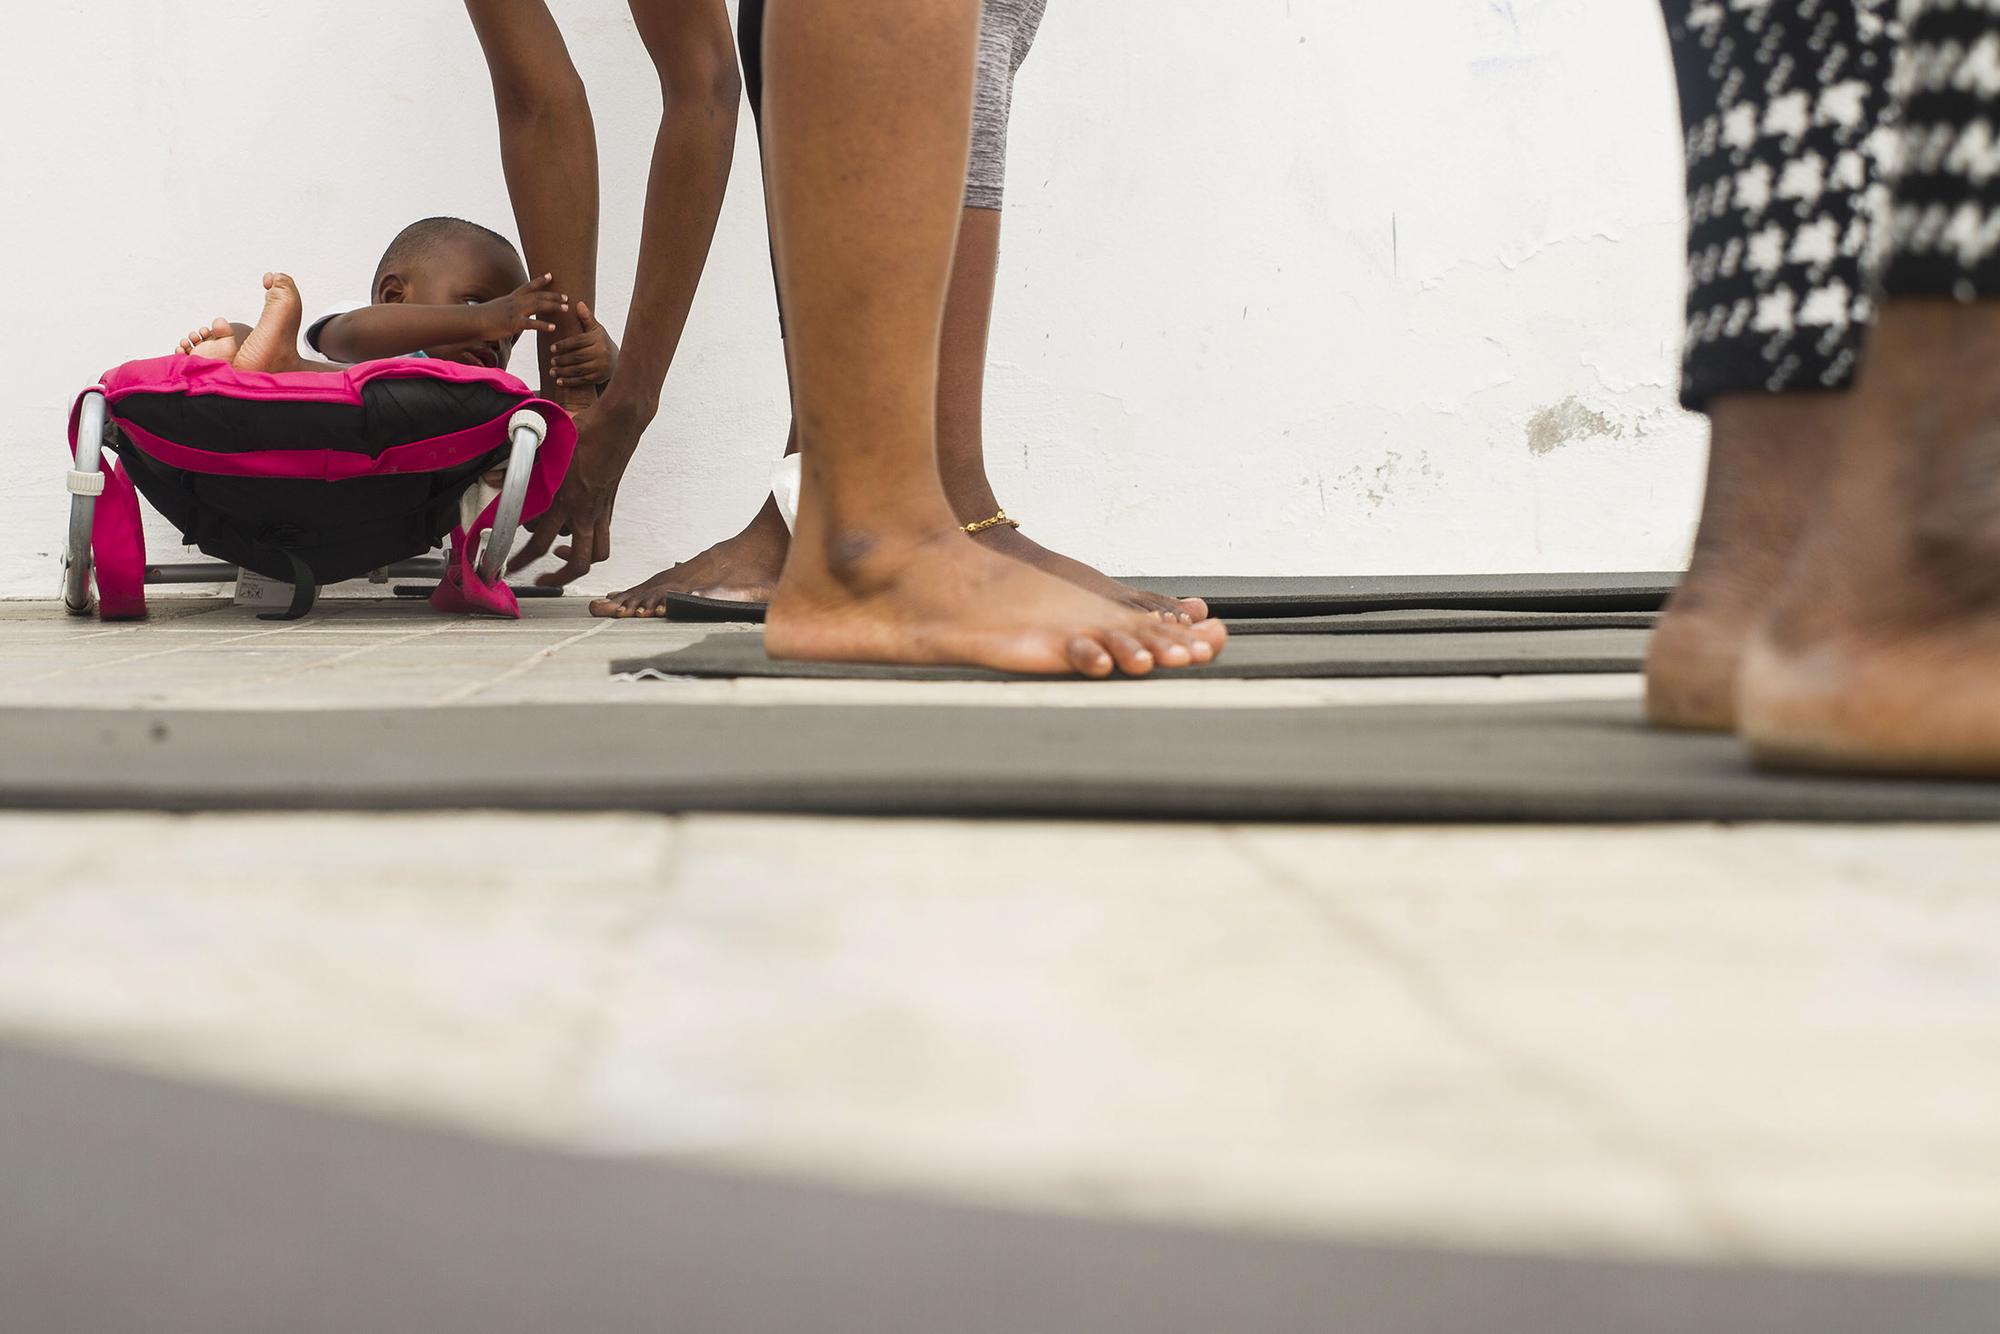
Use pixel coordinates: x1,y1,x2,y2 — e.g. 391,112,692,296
588,209,1210,620
591,0,790,616
939,202,1205,623
757,0,1222,674
935,0,1196,621
464,0,599,420
1645,0,1897,730
1739,4,2000,773
511,0,742,587
596,0,1207,623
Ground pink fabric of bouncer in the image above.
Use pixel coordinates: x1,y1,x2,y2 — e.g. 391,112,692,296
67,357,576,620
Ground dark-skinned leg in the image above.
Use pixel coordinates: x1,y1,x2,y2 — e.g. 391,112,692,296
1737,302,2000,772
589,428,795,615
593,0,792,618
938,206,1206,623
1644,394,1836,730
464,0,599,421
510,0,740,587
757,0,1223,675
593,19,1206,623
587,213,1213,621
1644,0,1896,731
1738,7,2000,774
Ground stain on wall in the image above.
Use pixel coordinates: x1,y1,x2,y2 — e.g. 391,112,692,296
1525,398,1621,456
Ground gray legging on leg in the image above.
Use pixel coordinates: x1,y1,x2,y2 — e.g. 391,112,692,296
963,0,1047,209
738,0,1047,210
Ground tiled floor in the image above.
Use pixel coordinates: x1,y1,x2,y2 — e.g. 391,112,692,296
1,596,1996,1276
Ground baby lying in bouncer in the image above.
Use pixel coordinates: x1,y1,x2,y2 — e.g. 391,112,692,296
175,216,614,388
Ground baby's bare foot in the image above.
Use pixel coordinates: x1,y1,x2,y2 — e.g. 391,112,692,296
231,273,305,374
176,317,239,361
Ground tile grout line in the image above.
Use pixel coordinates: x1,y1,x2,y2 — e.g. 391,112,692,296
233,617,477,686
23,623,308,683
19,599,377,683
431,619,619,706
5,600,237,643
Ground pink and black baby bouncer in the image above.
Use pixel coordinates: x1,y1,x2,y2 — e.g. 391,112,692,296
62,357,575,620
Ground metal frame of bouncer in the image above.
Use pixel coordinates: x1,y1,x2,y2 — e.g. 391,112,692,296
59,391,550,616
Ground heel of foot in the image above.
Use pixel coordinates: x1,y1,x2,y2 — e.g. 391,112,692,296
1643,609,1749,733
1738,635,2000,777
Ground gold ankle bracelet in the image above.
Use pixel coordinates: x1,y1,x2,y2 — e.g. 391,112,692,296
962,509,1020,536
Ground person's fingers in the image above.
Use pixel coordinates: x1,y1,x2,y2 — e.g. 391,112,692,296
536,535,596,588
574,299,598,331
506,515,560,574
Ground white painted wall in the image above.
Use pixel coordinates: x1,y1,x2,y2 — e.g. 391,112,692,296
1,0,1699,597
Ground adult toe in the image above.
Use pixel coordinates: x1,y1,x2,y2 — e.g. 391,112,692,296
1103,630,1157,677
1065,634,1116,679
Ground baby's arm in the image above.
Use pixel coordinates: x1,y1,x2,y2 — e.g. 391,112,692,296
314,275,569,363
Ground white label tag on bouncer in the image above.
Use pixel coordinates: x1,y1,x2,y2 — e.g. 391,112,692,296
233,571,297,608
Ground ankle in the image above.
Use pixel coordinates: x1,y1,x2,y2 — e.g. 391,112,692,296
794,465,960,544
1690,392,1838,570
780,523,960,603
939,473,1003,528
730,496,795,557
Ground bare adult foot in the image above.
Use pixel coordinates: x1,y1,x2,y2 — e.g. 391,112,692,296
1738,301,2000,775
1644,393,1837,731
176,317,240,361
968,521,1207,623
930,204,1205,624
589,495,791,618
590,486,1210,624
766,521,1227,678
231,273,305,374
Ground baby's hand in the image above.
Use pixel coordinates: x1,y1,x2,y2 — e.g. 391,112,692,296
480,273,569,340
550,301,618,388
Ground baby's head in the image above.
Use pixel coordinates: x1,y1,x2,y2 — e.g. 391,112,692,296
370,216,529,369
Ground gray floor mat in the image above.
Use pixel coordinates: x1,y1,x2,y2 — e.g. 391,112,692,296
0,1042,1988,1334
614,628,1651,681
6,700,1999,821
1159,571,1679,617
656,573,1682,624
1113,608,1657,636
